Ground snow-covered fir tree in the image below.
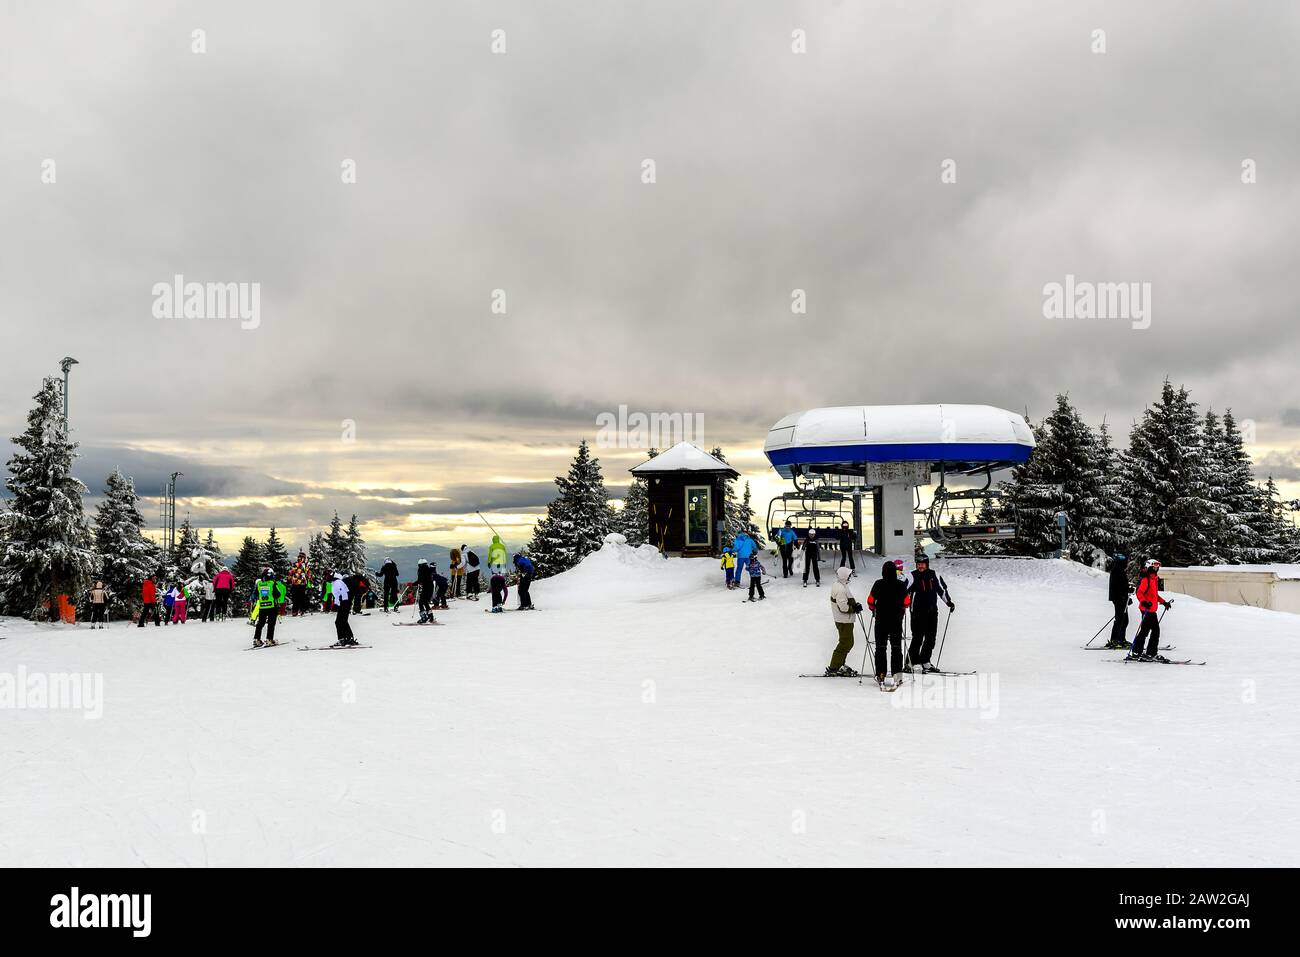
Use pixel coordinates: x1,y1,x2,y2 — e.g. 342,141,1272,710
711,447,745,547
231,536,263,611
1120,380,1222,566
262,527,291,579
617,474,650,546
737,481,764,546
171,519,203,581
526,439,614,577
0,378,98,620
1216,410,1274,562
306,531,330,600
324,511,347,571
202,529,224,575
1092,419,1134,559
342,515,367,572
93,468,160,615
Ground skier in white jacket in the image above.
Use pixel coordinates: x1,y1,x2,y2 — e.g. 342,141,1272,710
824,566,863,676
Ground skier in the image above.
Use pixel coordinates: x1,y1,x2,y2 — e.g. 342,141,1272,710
488,534,508,575
171,583,188,624
161,583,176,626
732,532,756,584
137,576,161,627
449,547,464,599
744,552,766,601
251,567,285,647
720,546,737,588
513,553,536,610
836,520,856,571
88,581,108,629
825,566,863,676
906,555,954,672
287,551,311,616
867,561,911,687
776,521,798,578
415,558,434,621
1104,553,1134,650
464,546,481,600
213,566,234,619
1128,559,1173,661
331,571,358,646
200,576,217,622
802,528,822,588
489,568,508,613
349,571,370,615
379,557,400,612
432,564,450,610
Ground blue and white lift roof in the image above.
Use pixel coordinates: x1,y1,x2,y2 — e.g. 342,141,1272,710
764,404,1035,479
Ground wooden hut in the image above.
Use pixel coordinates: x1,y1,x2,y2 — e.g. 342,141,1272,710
630,442,739,557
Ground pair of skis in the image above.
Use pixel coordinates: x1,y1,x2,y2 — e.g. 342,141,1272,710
298,642,373,651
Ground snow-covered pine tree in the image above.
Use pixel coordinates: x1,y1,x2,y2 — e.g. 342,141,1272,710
1120,380,1222,567
171,519,203,582
343,515,367,573
1198,410,1234,560
262,527,291,579
324,511,347,572
1092,419,1134,560
202,529,224,576
1217,410,1274,563
231,536,263,612
1257,477,1299,562
306,531,330,602
526,439,614,577
93,468,161,615
617,475,650,546
738,482,764,546
0,378,98,620
711,446,746,547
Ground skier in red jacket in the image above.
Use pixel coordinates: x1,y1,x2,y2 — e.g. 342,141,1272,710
1128,560,1173,661
137,576,161,627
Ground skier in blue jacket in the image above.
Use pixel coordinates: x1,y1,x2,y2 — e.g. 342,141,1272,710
776,521,798,578
733,532,756,574
513,554,536,610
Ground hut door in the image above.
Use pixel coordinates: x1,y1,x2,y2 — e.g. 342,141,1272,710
685,486,712,548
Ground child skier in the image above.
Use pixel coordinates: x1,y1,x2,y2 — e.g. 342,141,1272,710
1128,559,1173,661
489,569,509,613
171,584,188,624
433,565,450,610
721,547,737,588
744,553,766,601
825,566,863,676
161,584,176,625
867,561,911,687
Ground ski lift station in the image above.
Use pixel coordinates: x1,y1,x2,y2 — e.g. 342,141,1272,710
763,404,1036,558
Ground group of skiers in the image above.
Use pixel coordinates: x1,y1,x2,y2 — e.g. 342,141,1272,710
133,568,235,627
774,519,857,586
823,554,956,688
1104,554,1175,661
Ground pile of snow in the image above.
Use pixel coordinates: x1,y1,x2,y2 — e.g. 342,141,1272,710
543,533,698,607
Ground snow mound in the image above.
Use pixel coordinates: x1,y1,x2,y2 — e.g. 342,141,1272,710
542,535,709,607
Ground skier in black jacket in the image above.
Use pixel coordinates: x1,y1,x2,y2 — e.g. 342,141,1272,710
836,521,856,571
1105,553,1133,649
415,559,434,621
380,558,400,612
867,561,911,686
464,546,481,601
906,555,954,671
802,529,822,587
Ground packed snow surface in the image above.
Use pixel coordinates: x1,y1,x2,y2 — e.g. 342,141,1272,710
1,546,1296,866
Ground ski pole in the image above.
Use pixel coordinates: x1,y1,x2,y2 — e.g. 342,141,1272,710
475,510,502,539
935,607,953,669
857,612,875,685
1084,615,1115,648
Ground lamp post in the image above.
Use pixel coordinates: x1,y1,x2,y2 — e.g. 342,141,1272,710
58,356,78,429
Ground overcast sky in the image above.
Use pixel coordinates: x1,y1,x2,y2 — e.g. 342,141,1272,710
2,0,1298,551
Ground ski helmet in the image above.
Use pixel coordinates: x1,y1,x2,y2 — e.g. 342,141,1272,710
418,558,427,565
1145,558,1161,570
808,529,817,538
263,567,273,576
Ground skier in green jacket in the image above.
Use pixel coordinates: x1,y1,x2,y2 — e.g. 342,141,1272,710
252,568,287,647
487,534,509,575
